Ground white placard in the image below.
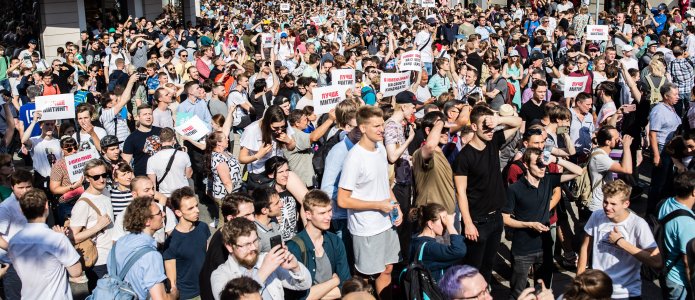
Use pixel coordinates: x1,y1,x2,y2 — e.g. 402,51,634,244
262,33,273,48
280,3,290,11
313,85,348,115
380,72,411,97
332,69,355,86
65,149,100,184
35,94,76,121
421,0,436,8
175,115,211,141
399,50,422,71
336,10,346,19
563,76,588,98
586,25,609,41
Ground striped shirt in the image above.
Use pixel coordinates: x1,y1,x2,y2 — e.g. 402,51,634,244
109,188,133,218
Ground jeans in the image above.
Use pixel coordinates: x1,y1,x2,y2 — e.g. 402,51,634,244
463,212,503,283
423,62,433,77
664,278,688,300
508,232,554,300
0,79,10,92
2,264,21,300
393,183,413,260
648,144,673,216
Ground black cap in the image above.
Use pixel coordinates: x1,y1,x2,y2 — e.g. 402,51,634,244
530,52,545,62
395,91,422,105
28,39,37,44
100,135,122,148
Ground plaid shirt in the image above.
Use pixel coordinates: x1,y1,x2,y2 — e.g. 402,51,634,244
668,56,695,95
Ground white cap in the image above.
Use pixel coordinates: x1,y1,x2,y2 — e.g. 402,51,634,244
622,44,634,52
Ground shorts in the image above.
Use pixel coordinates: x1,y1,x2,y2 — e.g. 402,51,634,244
352,227,401,275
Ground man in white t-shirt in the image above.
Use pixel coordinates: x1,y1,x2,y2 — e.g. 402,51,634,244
104,43,130,76
415,19,436,76
147,128,192,197
578,180,662,299
73,104,107,152
0,170,32,300
338,106,403,299
587,126,633,211
228,75,252,129
8,188,82,300
69,159,114,290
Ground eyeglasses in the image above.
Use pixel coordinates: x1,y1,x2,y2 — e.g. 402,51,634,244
87,172,108,181
181,54,188,57
151,209,164,217
235,238,259,249
458,285,492,300
271,125,287,132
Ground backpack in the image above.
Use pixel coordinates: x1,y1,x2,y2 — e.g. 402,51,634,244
569,151,603,209
399,242,446,300
495,77,516,104
312,130,348,187
502,159,526,187
685,237,695,298
86,245,156,300
642,202,695,299
645,76,665,105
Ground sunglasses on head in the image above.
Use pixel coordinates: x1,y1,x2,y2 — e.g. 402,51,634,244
88,172,108,181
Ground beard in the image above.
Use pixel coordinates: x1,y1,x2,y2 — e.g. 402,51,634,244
235,251,259,269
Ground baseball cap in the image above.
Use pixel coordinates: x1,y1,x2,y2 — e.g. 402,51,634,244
28,39,37,45
509,50,520,57
200,36,213,46
588,44,600,51
100,135,122,148
648,40,658,47
108,28,116,33
622,44,634,52
186,40,197,49
280,32,288,38
658,3,667,11
530,52,544,62
395,91,422,105
426,17,438,26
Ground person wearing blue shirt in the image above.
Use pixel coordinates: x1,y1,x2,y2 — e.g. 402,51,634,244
111,196,179,300
649,2,669,35
657,172,695,300
179,81,213,129
361,66,380,106
427,58,452,98
409,203,466,282
18,86,41,138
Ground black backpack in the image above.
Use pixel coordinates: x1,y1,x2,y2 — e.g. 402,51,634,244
399,242,446,300
312,129,344,187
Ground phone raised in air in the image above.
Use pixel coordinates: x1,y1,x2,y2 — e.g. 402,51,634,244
269,234,283,250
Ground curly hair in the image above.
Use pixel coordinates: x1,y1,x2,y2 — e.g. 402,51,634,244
123,196,155,233
221,217,257,246
563,269,613,300
219,276,262,299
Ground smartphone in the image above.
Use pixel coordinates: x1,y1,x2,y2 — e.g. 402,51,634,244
534,282,543,295
270,234,282,249
557,126,569,135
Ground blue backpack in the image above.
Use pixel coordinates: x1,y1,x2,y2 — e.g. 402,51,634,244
86,245,156,300
399,242,446,300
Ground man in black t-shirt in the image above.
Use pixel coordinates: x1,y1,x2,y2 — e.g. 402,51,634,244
519,80,548,131
502,148,583,299
122,104,161,176
453,105,521,282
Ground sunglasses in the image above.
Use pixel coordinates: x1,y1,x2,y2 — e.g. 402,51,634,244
63,147,75,152
88,172,108,181
536,158,548,169
271,125,287,131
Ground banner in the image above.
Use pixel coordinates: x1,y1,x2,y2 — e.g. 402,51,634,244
380,72,410,97
332,69,355,86
65,149,100,184
399,50,422,71
563,76,588,98
262,33,273,48
586,25,609,41
175,115,211,141
421,0,436,7
35,94,76,121
313,85,348,115
280,3,290,11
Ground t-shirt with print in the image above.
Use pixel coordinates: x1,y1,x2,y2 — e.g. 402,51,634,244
99,107,130,144
123,127,162,176
163,221,211,299
18,103,41,138
584,210,656,298
588,148,615,211
29,137,62,178
70,191,114,266
384,119,412,184
72,127,107,153
209,151,242,199
278,190,299,241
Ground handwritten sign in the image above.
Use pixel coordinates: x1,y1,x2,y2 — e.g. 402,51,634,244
65,149,100,183
563,76,588,98
399,50,422,71
336,10,346,19
280,3,290,11
586,25,609,41
262,33,273,48
380,72,410,97
175,115,211,141
35,94,76,121
313,85,348,115
421,0,436,7
332,69,355,87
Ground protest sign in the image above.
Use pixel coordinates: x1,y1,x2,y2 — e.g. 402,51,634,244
65,149,100,183
586,25,609,41
421,0,436,7
380,72,410,97
313,85,348,115
399,50,422,71
175,115,211,141
262,33,273,48
280,3,290,11
564,76,588,98
336,10,346,19
35,94,76,121
332,69,355,86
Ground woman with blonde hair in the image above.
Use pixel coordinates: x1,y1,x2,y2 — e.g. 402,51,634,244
592,55,607,91
642,59,670,106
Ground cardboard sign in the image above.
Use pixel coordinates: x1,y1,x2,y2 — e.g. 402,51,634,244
336,10,346,19
280,3,290,11
262,33,273,48
399,50,422,71
65,149,100,184
563,76,588,98
332,69,355,86
380,72,411,97
586,25,609,41
421,0,436,8
35,94,76,121
175,115,211,141
313,85,348,115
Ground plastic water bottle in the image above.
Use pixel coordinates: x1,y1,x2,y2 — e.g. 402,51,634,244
390,201,399,224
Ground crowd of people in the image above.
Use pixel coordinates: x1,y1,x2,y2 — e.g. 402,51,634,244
2,0,695,299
